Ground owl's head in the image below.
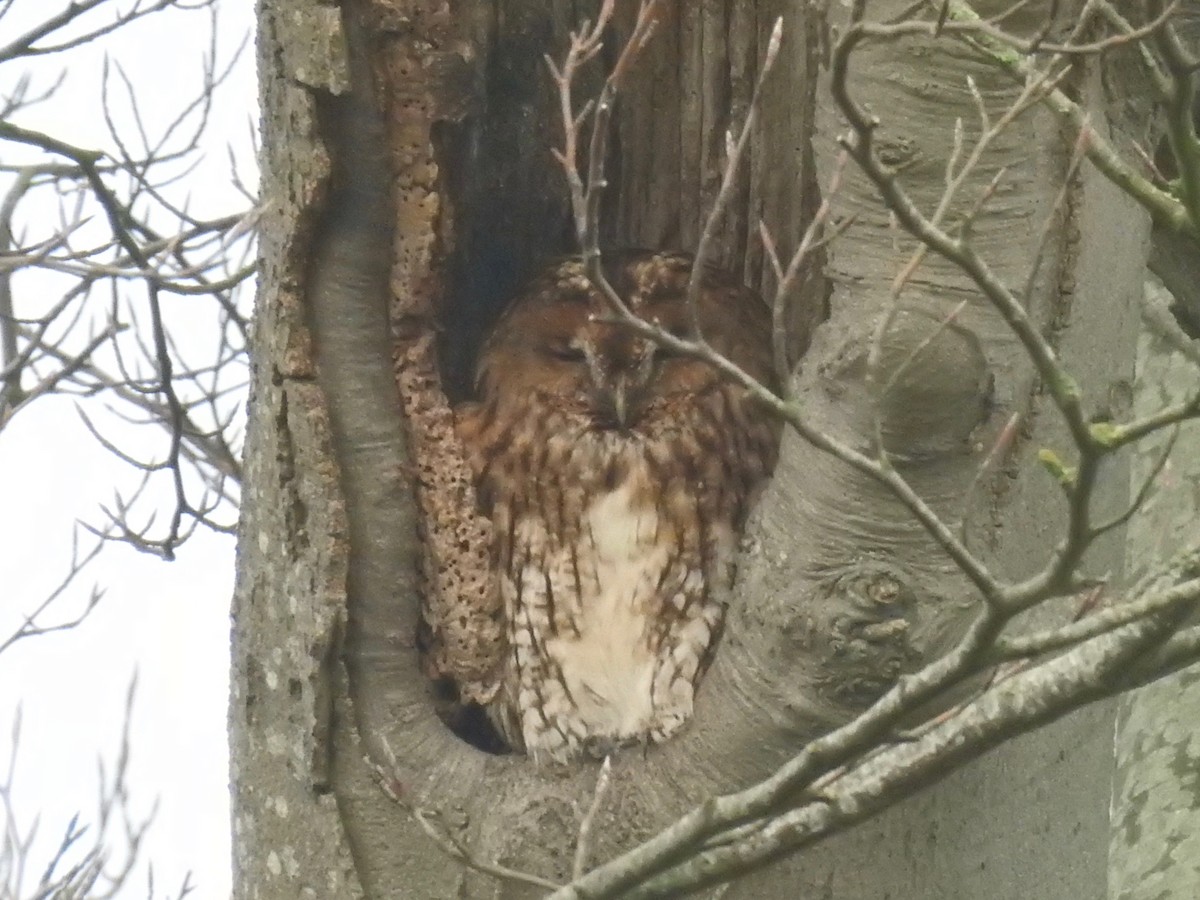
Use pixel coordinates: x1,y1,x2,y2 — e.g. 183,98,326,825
474,252,775,431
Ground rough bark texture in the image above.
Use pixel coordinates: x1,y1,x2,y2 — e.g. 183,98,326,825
231,2,362,894
234,0,1156,897
1109,273,1200,900
713,3,1143,895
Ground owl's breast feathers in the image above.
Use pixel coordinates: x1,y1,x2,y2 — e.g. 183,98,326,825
466,383,774,760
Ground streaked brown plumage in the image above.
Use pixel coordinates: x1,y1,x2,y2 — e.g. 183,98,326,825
456,251,780,760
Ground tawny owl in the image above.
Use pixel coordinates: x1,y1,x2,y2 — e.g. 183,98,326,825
455,251,780,761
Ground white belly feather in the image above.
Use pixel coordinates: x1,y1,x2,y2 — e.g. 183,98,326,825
542,479,664,738
502,449,733,759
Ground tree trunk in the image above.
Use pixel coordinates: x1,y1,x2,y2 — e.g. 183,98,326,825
1108,271,1200,900
1107,10,1200,894
233,1,1154,896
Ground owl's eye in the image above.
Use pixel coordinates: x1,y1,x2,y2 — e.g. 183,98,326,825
547,343,586,362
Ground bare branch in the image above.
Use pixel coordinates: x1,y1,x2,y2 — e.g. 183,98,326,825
0,0,203,61
370,751,561,892
573,756,614,880
686,17,783,339
0,532,105,656
941,0,1197,238
1,677,175,898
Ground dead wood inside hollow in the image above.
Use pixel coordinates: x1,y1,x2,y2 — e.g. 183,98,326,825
354,0,828,758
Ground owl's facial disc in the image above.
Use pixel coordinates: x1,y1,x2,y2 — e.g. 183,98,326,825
580,331,656,430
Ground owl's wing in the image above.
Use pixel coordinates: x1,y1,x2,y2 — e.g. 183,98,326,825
454,400,489,480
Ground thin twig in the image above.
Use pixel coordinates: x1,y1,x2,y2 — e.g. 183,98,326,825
573,756,614,880
370,759,561,891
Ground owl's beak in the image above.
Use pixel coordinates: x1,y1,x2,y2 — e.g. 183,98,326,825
602,377,650,430
594,378,642,431
611,382,629,429
585,336,651,430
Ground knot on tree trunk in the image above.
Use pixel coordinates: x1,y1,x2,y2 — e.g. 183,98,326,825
725,304,993,731
808,562,923,708
830,306,993,460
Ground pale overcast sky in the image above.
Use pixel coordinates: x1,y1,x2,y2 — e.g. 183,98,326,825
1,2,258,896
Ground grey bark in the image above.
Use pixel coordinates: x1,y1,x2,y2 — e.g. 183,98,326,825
1107,7,1200,896
739,4,1142,897
1108,273,1200,900
233,1,1157,897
